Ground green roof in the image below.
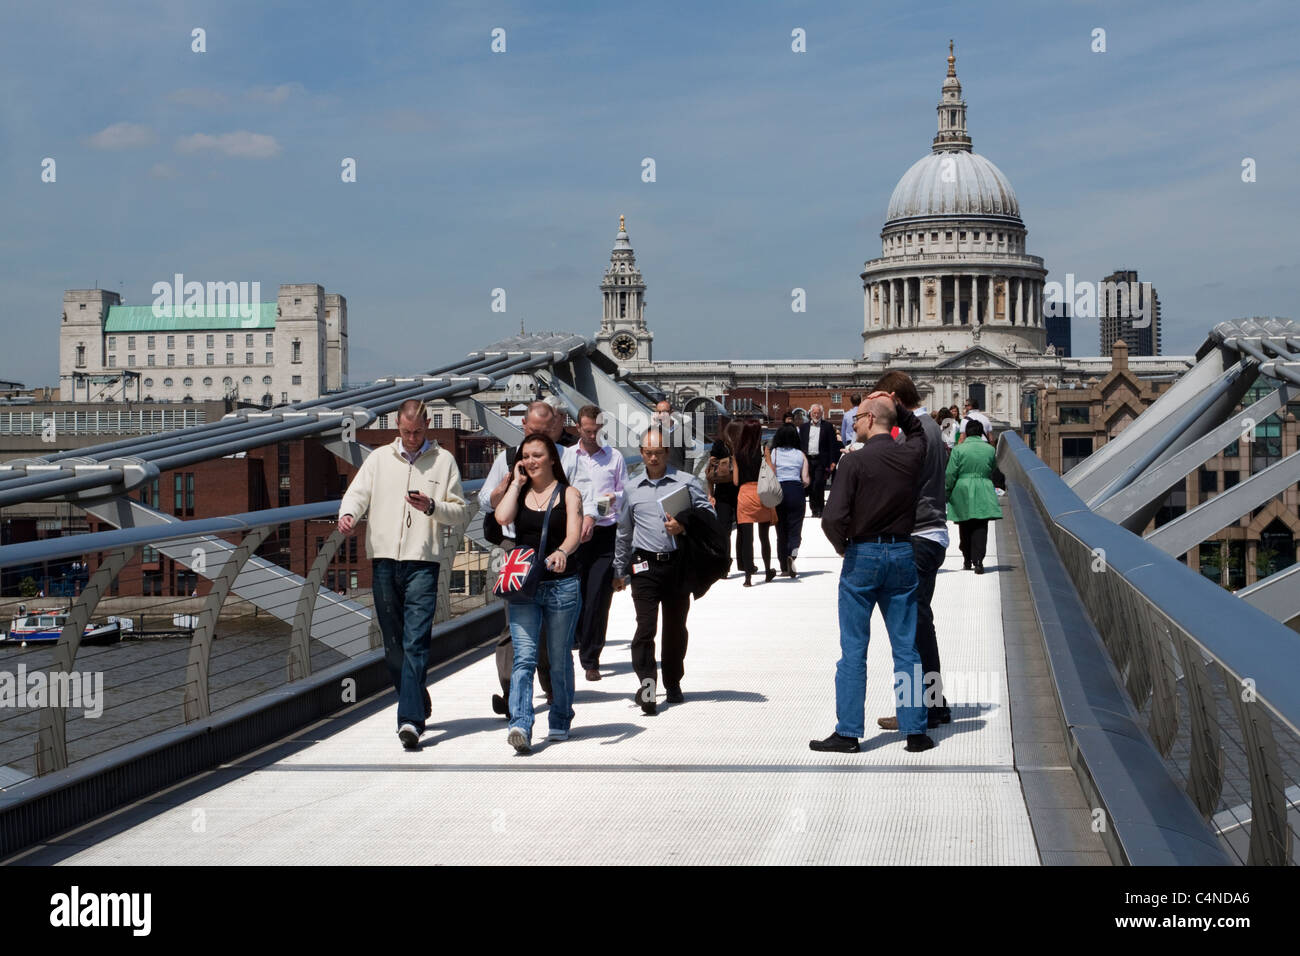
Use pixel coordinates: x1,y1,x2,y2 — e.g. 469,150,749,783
104,303,278,332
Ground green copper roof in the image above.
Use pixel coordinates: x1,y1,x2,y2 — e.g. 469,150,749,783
104,303,278,332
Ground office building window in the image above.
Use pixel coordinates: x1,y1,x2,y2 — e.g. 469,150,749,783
203,377,213,386
106,336,117,349
167,335,175,348
128,336,136,350
1058,405,1090,425
291,375,302,385
225,334,234,348
205,334,214,347
206,353,214,365
147,335,155,349
1061,437,1093,474
75,344,86,367
291,339,302,363
265,352,273,364
245,352,253,364
127,354,135,366
167,354,175,366
163,377,173,387
245,334,254,347
226,352,234,364
433,413,444,427
186,335,195,348
187,354,195,366
147,355,155,366
265,333,273,347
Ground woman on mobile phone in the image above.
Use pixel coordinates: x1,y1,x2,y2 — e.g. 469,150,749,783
493,433,583,752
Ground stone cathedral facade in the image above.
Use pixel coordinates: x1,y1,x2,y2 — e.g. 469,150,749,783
595,46,1190,431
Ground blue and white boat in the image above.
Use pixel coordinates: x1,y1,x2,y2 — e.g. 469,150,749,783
1,607,122,646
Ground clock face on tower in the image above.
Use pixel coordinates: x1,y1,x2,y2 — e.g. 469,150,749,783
611,332,638,360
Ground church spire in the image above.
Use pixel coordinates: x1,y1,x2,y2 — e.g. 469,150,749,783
932,40,972,152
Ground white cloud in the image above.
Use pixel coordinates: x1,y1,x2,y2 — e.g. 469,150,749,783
174,131,282,159
86,122,157,150
246,83,305,105
167,88,229,109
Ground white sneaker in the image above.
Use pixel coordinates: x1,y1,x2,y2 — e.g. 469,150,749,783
546,729,569,741
508,727,531,753
398,723,419,750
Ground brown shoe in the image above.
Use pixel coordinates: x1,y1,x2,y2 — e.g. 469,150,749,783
585,668,601,682
876,716,899,730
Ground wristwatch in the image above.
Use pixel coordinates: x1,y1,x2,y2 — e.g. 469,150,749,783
424,500,435,516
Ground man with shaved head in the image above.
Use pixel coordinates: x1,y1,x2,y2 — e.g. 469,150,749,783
339,399,468,751
810,388,935,754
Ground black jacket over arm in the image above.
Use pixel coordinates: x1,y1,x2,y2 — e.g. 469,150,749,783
677,506,729,599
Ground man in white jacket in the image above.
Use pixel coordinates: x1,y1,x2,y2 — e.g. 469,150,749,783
339,399,469,750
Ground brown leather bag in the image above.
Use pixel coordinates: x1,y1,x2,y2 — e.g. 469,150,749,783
708,455,733,483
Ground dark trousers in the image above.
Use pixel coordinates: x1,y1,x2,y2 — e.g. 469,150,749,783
630,557,691,694
910,535,948,717
575,523,617,670
775,480,806,569
958,519,989,566
714,496,736,572
372,559,439,733
735,521,772,573
807,457,830,514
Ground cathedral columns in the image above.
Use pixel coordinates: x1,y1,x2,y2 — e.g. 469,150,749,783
1015,277,1024,326
987,276,995,324
971,274,978,323
903,277,911,327
935,275,944,326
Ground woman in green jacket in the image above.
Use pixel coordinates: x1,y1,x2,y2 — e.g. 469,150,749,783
945,420,1002,574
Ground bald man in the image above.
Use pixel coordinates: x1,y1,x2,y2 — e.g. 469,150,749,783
811,391,935,754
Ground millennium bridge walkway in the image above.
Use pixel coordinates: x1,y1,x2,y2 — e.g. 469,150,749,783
1,323,1299,866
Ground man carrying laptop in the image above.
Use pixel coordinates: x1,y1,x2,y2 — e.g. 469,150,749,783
612,429,714,715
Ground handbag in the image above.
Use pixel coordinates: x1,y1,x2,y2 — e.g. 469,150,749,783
757,450,783,508
492,485,561,604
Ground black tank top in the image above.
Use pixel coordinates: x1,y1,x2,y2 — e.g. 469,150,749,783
513,483,576,580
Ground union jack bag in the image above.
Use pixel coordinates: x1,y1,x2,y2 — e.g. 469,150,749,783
492,485,560,604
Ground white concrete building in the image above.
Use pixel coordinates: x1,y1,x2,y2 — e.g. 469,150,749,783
59,283,347,406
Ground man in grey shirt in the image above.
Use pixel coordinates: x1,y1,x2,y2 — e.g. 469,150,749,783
612,430,713,714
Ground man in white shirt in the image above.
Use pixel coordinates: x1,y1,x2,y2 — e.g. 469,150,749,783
573,404,628,681
480,401,597,715
959,398,992,443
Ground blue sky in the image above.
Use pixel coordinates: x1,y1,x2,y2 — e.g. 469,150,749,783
3,0,1298,385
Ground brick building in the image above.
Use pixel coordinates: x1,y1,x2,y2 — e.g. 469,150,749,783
1036,339,1300,589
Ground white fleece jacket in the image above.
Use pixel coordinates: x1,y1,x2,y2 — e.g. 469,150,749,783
339,438,471,562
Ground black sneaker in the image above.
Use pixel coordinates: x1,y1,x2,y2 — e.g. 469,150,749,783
665,684,684,704
634,689,657,716
906,734,936,752
491,694,511,719
398,723,420,750
809,732,860,753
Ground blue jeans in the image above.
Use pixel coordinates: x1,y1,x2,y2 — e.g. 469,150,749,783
507,575,581,738
372,559,439,733
833,541,926,738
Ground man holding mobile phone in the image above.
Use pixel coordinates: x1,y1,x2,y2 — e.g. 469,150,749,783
338,399,468,751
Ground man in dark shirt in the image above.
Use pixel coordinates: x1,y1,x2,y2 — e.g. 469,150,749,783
810,392,936,754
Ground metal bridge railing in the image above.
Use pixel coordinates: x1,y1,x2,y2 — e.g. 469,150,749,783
0,493,491,787
1000,432,1300,865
